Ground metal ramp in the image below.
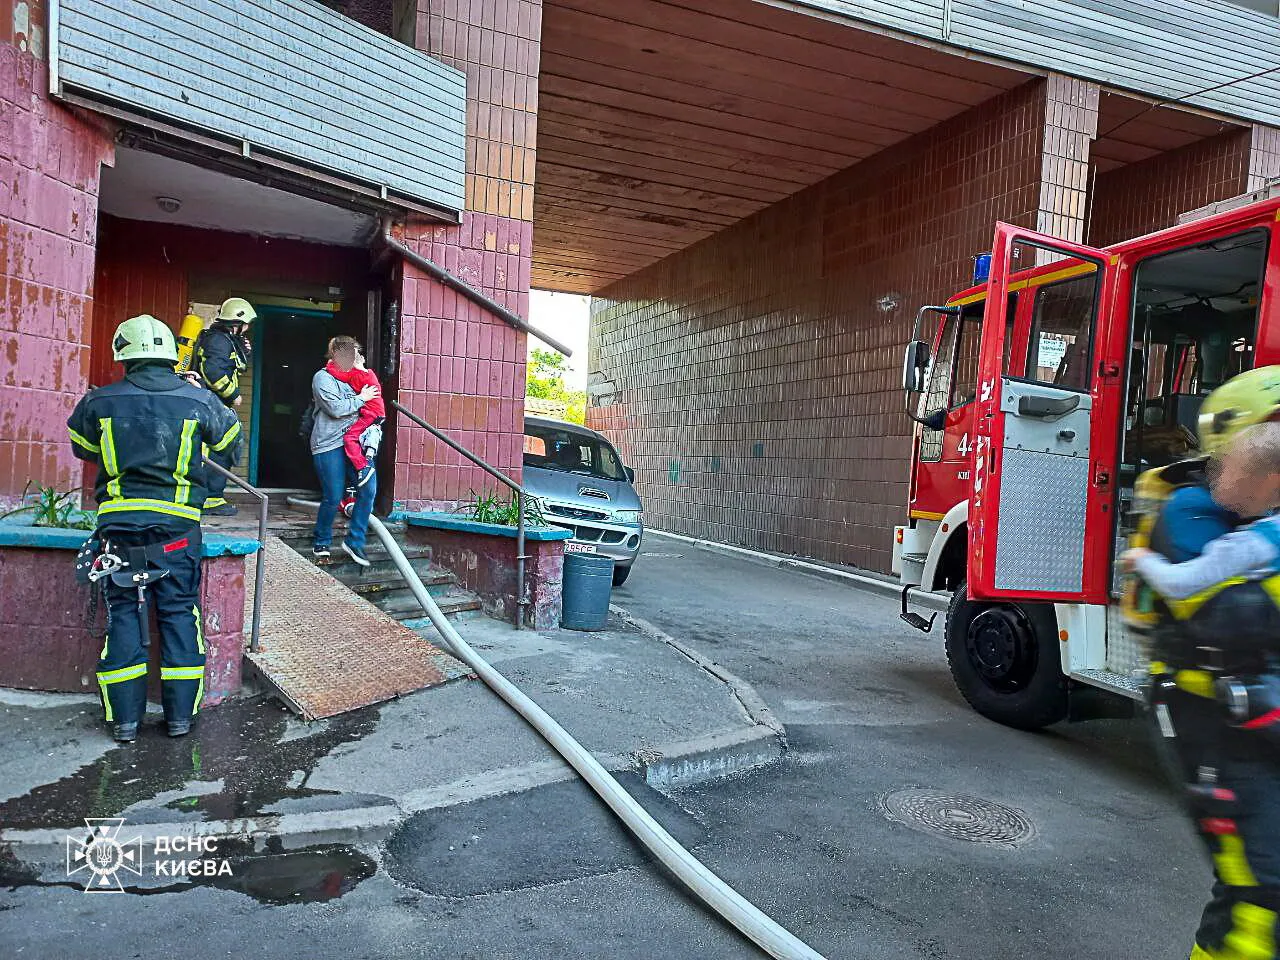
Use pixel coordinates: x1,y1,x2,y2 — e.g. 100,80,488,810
244,535,471,720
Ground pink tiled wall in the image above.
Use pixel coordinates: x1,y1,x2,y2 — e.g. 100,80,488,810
392,0,541,508
394,214,529,506
0,35,113,504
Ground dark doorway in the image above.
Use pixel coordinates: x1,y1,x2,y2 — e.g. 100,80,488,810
251,305,343,489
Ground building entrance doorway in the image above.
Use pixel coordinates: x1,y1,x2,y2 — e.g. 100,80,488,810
249,304,344,489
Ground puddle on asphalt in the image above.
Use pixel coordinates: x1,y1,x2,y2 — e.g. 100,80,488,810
0,696,381,830
0,843,376,904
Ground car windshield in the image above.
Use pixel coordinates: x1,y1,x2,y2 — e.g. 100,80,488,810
523,424,627,481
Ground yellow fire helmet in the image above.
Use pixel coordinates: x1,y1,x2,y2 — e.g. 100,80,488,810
214,297,257,324
111,314,178,363
1197,365,1280,457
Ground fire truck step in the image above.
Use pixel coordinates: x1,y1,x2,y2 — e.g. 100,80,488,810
1071,669,1146,701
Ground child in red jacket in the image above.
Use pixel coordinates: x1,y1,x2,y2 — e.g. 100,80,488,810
326,348,385,487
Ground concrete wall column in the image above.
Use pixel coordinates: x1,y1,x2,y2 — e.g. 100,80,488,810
393,0,540,508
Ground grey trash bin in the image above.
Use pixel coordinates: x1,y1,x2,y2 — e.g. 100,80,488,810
561,553,614,631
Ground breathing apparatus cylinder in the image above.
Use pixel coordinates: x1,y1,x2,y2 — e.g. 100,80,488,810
175,313,205,373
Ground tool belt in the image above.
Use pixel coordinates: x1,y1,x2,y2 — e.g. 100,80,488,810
75,528,202,587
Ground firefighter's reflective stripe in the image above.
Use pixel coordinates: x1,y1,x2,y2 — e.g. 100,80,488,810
1216,834,1262,888
209,420,241,453
1161,574,1280,621
96,663,147,722
100,418,122,500
193,606,205,655
69,428,99,454
1150,661,1219,699
1193,903,1280,959
161,666,205,681
173,419,198,506
97,498,202,522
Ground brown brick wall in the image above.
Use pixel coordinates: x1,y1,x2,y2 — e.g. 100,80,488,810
589,81,1050,572
1088,130,1252,247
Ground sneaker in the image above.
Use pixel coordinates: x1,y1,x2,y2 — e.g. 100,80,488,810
342,541,371,567
112,722,138,743
356,465,375,487
167,719,192,738
205,502,238,517
312,545,331,559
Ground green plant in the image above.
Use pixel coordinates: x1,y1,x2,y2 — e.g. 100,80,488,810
0,481,97,530
527,348,588,425
457,490,547,527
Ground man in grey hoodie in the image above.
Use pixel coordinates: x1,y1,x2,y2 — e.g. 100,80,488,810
311,336,380,564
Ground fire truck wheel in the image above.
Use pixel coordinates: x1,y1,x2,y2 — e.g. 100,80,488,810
944,581,1067,730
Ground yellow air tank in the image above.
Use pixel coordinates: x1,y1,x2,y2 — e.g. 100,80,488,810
175,313,205,372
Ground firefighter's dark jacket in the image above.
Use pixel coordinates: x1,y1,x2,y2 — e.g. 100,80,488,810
67,363,242,527
196,323,249,404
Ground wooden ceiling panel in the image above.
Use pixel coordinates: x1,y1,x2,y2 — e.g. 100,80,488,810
533,0,1032,293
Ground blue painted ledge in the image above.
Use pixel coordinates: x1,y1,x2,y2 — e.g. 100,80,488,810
0,522,259,557
396,510,573,541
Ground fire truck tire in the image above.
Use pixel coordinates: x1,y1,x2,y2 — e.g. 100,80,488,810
944,581,1067,730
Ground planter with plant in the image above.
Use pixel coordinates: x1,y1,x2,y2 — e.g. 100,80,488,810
456,490,548,528
0,481,97,531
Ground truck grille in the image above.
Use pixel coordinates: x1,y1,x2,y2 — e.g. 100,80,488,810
546,504,609,522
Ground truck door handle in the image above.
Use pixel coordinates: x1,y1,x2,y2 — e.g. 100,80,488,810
1057,429,1076,441
1018,393,1081,418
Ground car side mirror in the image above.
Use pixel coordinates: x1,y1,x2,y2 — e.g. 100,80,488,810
624,466,636,483
903,340,931,393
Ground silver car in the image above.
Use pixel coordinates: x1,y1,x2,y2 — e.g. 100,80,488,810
522,416,644,585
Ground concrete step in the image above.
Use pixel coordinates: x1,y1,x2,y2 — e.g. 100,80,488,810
378,590,483,621
347,573,459,604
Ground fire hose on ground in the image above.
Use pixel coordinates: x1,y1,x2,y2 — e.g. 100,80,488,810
286,496,827,960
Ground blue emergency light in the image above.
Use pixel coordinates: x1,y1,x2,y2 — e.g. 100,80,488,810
973,253,992,285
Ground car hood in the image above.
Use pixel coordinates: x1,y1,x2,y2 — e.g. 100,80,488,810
523,465,642,512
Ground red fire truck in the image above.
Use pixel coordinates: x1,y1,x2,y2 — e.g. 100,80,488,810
894,184,1280,729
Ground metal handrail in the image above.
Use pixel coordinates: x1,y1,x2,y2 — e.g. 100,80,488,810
391,399,531,629
204,460,268,653
381,231,574,358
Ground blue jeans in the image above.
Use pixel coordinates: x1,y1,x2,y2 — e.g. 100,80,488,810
313,447,375,551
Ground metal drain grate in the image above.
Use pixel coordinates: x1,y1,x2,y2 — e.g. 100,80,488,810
878,789,1035,845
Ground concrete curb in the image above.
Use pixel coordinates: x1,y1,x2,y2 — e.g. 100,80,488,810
647,528,951,612
2,614,788,880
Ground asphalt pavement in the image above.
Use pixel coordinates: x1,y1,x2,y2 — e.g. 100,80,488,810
0,535,1208,959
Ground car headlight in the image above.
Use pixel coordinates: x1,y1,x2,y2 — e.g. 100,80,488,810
613,509,643,523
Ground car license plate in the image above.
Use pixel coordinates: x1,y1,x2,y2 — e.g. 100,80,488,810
565,542,598,554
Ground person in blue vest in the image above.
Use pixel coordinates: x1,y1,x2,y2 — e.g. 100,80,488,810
68,315,241,742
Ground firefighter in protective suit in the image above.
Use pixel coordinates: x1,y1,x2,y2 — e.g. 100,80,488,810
1129,366,1280,960
195,297,255,516
68,315,242,741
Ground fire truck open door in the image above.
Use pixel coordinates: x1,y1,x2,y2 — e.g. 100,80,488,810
968,224,1116,604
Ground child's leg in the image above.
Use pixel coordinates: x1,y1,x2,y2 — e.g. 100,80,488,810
344,411,377,471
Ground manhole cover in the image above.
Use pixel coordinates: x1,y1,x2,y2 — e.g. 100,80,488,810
878,789,1035,845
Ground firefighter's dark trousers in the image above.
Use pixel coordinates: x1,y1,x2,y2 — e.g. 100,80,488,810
1161,683,1280,959
96,534,206,727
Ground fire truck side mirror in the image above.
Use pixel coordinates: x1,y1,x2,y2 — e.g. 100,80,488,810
903,340,931,393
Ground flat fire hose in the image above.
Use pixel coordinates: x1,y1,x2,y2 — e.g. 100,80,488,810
287,497,827,960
